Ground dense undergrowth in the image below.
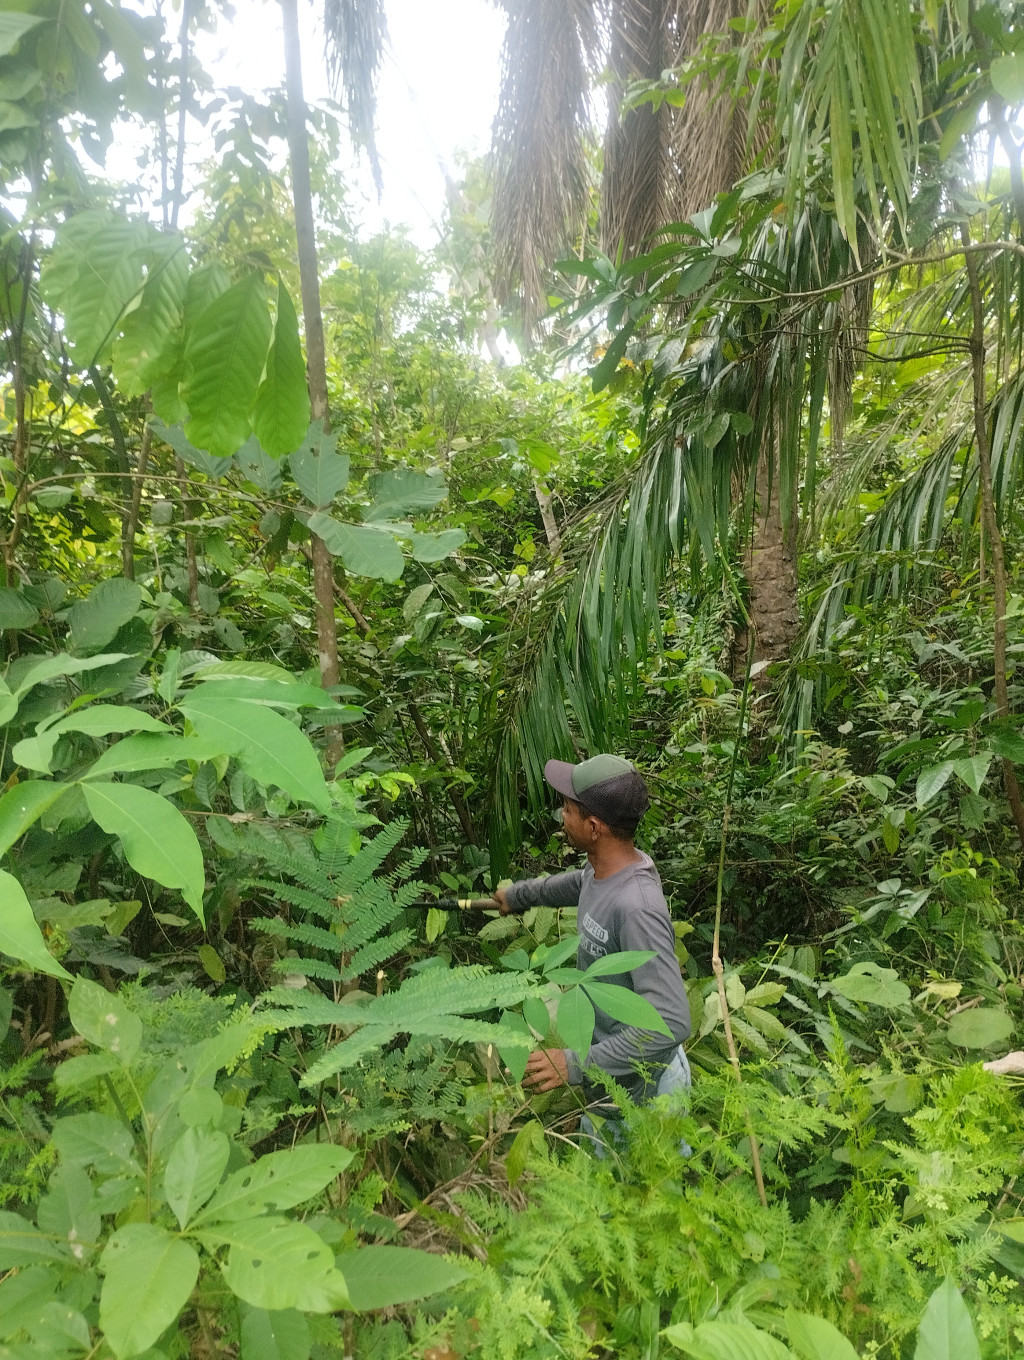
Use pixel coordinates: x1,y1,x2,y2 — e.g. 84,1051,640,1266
4,0,1024,1356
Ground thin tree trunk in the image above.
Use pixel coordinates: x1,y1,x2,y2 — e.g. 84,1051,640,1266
123,423,152,581
960,225,1024,851
170,0,191,230
174,456,199,611
3,232,36,588
281,0,342,750
531,472,562,561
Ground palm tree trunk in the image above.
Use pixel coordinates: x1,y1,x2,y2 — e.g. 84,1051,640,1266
281,0,342,732
740,450,800,669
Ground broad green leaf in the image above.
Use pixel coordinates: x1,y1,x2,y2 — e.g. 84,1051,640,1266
81,783,205,923
916,761,954,808
39,211,149,363
582,980,672,1036
189,678,343,710
307,513,404,581
336,1245,469,1310
539,935,580,972
498,1008,532,1081
192,660,296,682
784,1308,859,1360
410,529,467,562
53,1051,121,1092
183,274,272,458
557,986,595,1059
9,652,129,699
952,754,992,794
0,1265,62,1338
239,1305,310,1360
505,1119,546,1187
51,1113,140,1176
84,733,224,778
200,1216,347,1312
403,582,435,623
991,51,1024,104
364,467,448,521
581,950,656,979
68,579,142,655
663,1319,794,1359
68,977,141,1063
14,705,169,774
0,589,38,631
946,1007,1014,1049
194,1145,353,1225
990,730,1024,762
522,995,550,1039
252,281,310,457
235,436,283,491
0,781,69,856
113,232,189,397
913,1277,980,1360
829,962,910,1008
179,693,330,812
36,1166,101,1263
164,1127,230,1229
100,1223,200,1359
0,678,14,727
151,419,233,479
289,422,350,507
0,1211,71,1269
0,13,45,55
0,869,71,978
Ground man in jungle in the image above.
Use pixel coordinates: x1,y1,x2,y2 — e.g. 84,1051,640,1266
494,754,691,1138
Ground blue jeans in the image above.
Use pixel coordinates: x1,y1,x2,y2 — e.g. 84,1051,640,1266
580,1045,692,1158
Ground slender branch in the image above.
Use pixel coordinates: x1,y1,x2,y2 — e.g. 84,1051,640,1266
122,422,151,581
712,596,767,1208
173,455,200,611
959,224,1024,854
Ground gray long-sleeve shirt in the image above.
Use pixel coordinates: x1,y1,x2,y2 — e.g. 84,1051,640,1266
505,852,690,1104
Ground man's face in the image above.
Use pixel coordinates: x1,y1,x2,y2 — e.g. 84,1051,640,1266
560,798,591,850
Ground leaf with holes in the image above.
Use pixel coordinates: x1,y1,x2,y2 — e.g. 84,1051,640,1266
251,280,310,457
81,783,205,923
99,1223,200,1358
290,425,350,507
198,1216,347,1312
194,1145,352,1226
183,274,272,458
68,977,142,1063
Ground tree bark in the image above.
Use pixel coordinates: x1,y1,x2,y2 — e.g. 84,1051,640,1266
281,0,342,753
960,225,1024,851
739,449,800,671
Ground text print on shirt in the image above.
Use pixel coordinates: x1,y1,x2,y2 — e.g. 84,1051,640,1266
581,911,609,958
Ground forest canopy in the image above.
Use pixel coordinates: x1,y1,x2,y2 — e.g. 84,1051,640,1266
0,1,1024,1358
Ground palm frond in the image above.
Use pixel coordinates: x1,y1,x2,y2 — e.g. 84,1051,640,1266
323,0,388,194
491,0,603,328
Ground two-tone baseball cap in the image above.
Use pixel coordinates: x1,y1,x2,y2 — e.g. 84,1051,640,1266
543,753,650,827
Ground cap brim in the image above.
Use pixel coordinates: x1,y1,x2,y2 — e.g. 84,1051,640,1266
543,759,578,799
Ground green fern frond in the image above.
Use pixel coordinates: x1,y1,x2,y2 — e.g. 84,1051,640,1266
271,958,343,983
246,878,336,923
251,918,341,955
342,929,416,979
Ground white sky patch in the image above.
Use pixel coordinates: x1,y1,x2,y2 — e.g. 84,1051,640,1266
193,0,506,247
